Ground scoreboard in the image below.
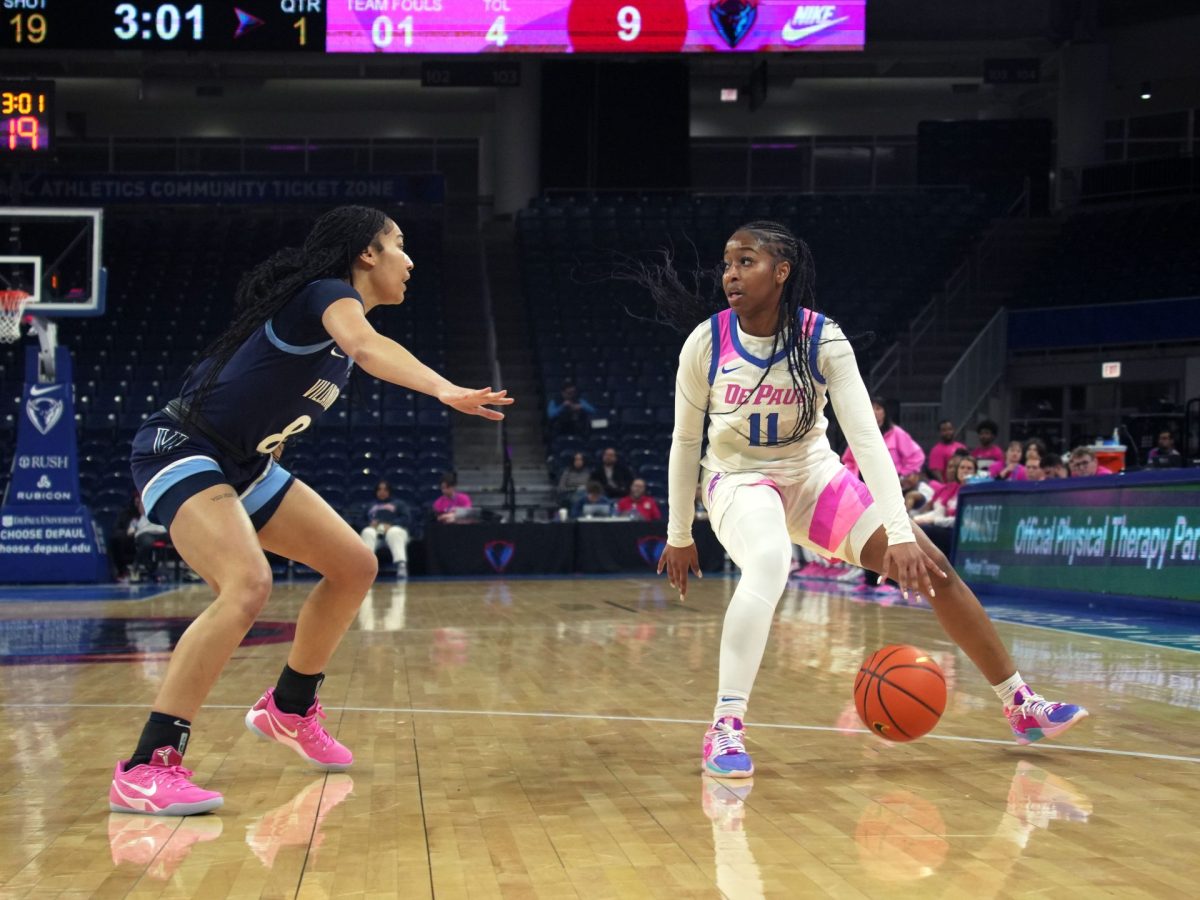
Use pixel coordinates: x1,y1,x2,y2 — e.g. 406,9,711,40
2,1,866,54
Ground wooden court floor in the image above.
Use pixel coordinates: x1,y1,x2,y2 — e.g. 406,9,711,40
1,575,1198,899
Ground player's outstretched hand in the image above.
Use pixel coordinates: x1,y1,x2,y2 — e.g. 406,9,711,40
880,541,946,602
658,542,702,602
439,386,514,420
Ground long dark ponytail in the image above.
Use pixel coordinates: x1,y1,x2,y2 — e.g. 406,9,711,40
624,220,827,446
182,205,388,421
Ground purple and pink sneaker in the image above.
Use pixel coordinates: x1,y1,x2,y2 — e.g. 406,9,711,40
703,716,754,778
109,746,223,816
1005,691,1089,745
245,689,353,771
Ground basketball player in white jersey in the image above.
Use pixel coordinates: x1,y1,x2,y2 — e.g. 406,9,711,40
649,222,1087,777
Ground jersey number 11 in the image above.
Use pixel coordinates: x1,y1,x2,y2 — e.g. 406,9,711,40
747,413,779,447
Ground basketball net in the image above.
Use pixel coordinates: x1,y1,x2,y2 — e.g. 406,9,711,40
0,289,30,344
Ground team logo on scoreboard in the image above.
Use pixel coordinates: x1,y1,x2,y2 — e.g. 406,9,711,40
710,0,758,48
484,540,515,574
26,396,63,436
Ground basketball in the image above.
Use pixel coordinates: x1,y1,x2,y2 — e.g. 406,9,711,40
854,644,947,742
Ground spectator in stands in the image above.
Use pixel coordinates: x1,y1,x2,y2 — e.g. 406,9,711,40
907,460,974,561
1044,455,1069,479
927,419,967,483
1025,457,1046,482
1069,446,1115,477
841,397,925,490
992,440,1028,481
617,478,663,521
556,451,592,507
434,471,474,523
1148,430,1183,467
547,381,596,438
907,451,963,512
971,420,1004,474
592,446,633,499
129,495,170,582
116,207,513,816
108,492,140,581
571,480,616,519
913,456,976,556
1023,438,1047,470
359,480,410,578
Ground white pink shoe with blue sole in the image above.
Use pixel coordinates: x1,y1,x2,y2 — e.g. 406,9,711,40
1006,694,1089,745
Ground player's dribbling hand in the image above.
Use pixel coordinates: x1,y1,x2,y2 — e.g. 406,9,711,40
880,542,946,602
658,542,702,602
439,386,514,420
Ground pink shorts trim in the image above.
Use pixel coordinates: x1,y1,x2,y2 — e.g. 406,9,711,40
808,469,873,553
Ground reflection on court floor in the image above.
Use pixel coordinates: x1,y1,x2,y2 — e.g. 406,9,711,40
0,575,1196,897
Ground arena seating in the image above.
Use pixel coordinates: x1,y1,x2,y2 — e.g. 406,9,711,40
1014,198,1200,307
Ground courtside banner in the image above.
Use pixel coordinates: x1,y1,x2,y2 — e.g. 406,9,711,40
953,472,1200,603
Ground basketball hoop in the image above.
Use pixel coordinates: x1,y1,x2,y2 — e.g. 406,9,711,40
0,290,30,344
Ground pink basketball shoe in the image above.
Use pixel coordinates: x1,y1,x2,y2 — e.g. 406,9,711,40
1005,692,1089,746
109,746,223,816
702,717,754,778
245,689,353,771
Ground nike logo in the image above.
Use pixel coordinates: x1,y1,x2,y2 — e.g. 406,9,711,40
121,780,159,797
29,384,60,397
781,9,849,42
262,713,299,739
721,365,743,374
331,348,346,358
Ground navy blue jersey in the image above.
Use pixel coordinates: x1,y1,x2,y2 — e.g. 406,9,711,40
177,278,359,459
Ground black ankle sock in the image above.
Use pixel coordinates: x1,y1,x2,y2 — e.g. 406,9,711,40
273,664,324,715
129,711,191,768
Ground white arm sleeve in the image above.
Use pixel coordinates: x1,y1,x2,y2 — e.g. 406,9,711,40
666,325,711,547
820,322,915,546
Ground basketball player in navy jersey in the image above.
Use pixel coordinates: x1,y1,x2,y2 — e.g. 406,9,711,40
111,206,512,815
638,221,1087,778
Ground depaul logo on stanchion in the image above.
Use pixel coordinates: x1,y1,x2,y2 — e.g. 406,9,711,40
484,540,515,574
26,387,64,435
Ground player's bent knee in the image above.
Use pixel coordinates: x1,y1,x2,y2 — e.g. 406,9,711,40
338,543,379,587
740,542,792,592
222,565,273,621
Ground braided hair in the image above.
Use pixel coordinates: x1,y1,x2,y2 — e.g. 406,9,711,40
626,220,826,446
182,205,388,422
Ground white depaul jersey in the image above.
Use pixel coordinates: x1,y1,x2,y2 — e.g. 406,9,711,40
666,307,913,548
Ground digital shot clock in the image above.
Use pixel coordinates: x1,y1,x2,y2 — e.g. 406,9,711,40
0,80,54,154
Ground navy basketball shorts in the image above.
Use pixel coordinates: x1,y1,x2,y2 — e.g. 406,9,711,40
130,413,295,531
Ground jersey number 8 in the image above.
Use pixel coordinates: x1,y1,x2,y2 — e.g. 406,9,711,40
256,415,312,454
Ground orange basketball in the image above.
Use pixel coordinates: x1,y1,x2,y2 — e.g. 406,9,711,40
854,644,946,742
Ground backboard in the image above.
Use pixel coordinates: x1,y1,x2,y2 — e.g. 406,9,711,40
0,207,104,318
